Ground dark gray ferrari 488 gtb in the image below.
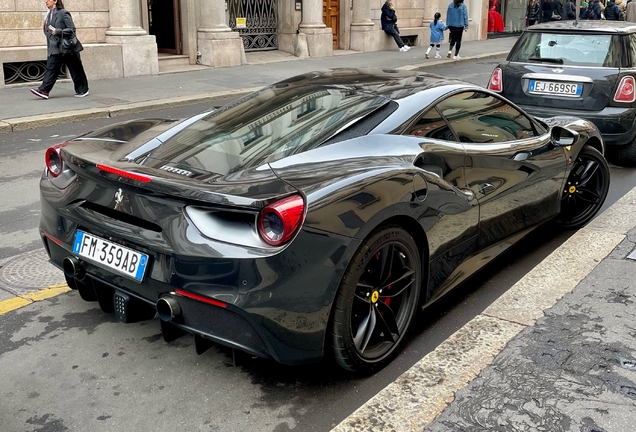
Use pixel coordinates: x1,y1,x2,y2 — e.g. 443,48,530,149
39,69,610,373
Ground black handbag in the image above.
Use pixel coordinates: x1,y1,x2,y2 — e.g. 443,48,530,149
61,29,79,54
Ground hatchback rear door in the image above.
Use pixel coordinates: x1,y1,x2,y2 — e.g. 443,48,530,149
501,30,621,111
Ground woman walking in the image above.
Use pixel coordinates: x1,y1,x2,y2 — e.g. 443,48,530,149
446,0,469,59
526,0,540,25
30,0,89,100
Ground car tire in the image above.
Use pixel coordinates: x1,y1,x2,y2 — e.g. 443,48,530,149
554,146,610,229
329,225,421,373
615,140,636,167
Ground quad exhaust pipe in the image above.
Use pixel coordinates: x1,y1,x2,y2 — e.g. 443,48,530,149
63,256,86,281
157,296,181,322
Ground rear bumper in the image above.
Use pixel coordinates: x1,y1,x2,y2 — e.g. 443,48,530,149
522,104,636,146
40,207,358,365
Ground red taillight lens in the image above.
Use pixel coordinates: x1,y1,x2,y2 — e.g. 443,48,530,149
45,142,68,177
488,68,503,92
96,164,152,183
614,76,636,103
257,195,305,247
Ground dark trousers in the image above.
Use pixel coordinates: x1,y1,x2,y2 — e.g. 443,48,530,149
384,27,405,48
449,27,464,55
39,53,89,94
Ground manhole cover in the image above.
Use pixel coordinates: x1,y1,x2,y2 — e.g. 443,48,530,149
1,249,64,294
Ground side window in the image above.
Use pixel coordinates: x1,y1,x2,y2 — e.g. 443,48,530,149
435,91,536,143
405,107,457,142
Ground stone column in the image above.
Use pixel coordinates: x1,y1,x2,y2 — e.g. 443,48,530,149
422,0,438,26
298,0,332,57
105,0,158,77
350,0,377,52
197,0,245,68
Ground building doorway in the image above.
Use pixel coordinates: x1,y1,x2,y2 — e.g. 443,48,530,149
323,0,339,49
148,0,182,54
228,0,278,51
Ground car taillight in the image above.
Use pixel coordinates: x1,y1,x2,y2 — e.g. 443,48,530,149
45,142,68,177
614,76,636,103
257,194,305,247
97,164,152,183
488,68,503,92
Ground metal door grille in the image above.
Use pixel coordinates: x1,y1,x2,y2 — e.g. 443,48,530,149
228,0,278,51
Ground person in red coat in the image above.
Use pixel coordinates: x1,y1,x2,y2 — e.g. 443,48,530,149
489,0,505,32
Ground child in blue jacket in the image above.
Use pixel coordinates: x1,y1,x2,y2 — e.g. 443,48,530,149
426,12,448,59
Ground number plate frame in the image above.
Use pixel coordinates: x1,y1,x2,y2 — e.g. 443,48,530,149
529,80,583,97
72,230,149,282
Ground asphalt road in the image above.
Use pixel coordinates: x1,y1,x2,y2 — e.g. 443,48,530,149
1,57,636,432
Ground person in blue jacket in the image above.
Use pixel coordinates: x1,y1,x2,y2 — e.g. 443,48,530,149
426,13,448,59
446,0,469,59
381,0,410,52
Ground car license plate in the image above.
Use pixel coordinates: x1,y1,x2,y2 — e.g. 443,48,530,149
72,230,148,282
529,80,582,97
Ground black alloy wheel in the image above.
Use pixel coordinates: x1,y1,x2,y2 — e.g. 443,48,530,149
330,226,421,373
555,146,610,229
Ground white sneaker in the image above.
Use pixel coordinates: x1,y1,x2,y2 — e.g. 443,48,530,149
404,45,411,51
435,54,441,59
453,55,461,60
425,53,430,59
447,51,452,58
399,46,407,52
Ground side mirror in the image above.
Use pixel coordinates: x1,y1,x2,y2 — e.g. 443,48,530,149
551,126,577,147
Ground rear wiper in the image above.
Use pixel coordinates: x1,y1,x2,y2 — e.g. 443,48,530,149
527,57,564,64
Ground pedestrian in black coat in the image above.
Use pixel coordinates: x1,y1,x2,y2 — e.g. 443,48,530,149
30,0,89,100
605,0,623,19
381,1,410,51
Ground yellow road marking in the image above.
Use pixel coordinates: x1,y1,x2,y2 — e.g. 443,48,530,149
0,297,32,315
0,282,69,316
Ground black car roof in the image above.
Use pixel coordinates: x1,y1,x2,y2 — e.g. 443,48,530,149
526,20,636,34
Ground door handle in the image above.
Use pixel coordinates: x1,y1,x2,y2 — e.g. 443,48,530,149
478,183,496,195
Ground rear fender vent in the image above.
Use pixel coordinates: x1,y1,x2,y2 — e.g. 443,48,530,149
79,201,162,232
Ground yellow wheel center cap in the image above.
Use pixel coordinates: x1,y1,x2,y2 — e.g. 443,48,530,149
569,186,577,194
371,291,379,303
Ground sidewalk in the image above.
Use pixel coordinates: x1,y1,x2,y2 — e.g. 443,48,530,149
0,37,517,133
333,188,636,432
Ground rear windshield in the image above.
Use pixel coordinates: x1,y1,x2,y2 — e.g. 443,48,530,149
150,87,388,175
509,32,620,67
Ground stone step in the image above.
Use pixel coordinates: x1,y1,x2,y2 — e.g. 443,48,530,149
158,64,209,75
157,54,191,70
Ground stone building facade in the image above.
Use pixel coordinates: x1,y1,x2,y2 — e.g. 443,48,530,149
0,0,487,88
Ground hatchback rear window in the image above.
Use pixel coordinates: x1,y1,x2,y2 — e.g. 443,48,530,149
509,32,620,67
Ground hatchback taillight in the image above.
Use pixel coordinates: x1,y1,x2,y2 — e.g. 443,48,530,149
488,68,503,92
614,76,636,103
45,142,68,177
257,195,305,247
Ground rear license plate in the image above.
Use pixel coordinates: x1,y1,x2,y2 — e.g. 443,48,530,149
529,80,582,97
72,230,148,282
